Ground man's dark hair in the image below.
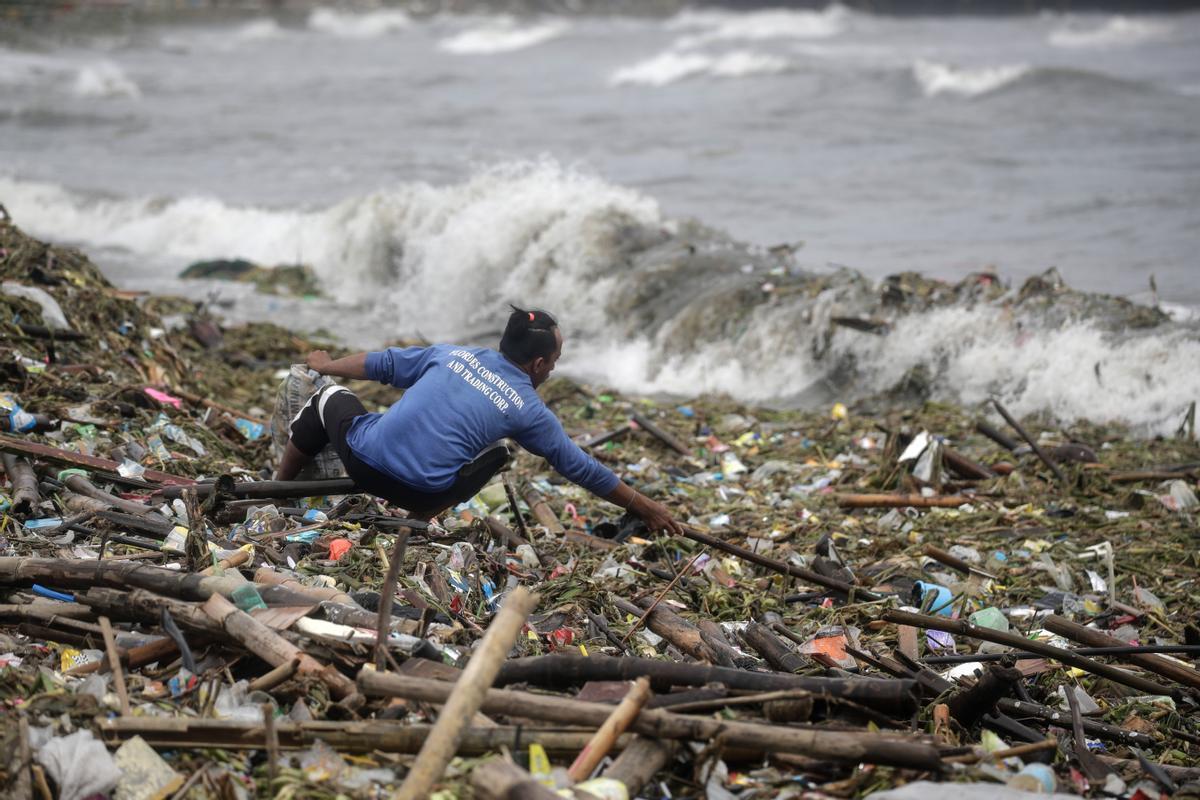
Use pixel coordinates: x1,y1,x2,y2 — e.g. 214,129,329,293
500,305,558,364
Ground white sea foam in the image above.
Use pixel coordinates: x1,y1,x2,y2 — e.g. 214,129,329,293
4,169,1196,435
1049,16,1168,49
438,21,568,55
71,61,141,99
0,162,661,337
234,18,284,41
669,6,849,48
912,59,1029,98
307,7,410,38
611,50,789,87
573,300,1200,436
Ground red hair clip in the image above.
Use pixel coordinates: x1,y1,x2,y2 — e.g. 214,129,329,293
528,312,535,321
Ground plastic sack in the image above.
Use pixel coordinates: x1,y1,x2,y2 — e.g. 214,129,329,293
36,729,123,800
271,364,345,480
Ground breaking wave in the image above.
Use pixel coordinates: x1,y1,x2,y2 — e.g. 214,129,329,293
438,21,568,55
912,59,1029,98
611,50,790,87
1049,16,1169,49
2,166,1196,435
306,7,411,38
668,6,851,48
71,61,141,99
234,18,285,42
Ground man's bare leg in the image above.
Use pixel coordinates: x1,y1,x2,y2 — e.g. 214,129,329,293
275,441,313,481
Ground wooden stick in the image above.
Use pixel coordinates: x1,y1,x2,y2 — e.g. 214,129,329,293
374,526,411,670
198,548,251,576
1,452,40,513
618,549,705,646
202,593,359,701
1043,614,1200,692
395,586,539,800
991,399,1068,485
742,622,807,673
882,609,1179,697
67,635,178,677
167,386,268,426
602,736,677,796
922,544,997,580
835,493,970,509
261,704,279,783
359,670,943,770
0,434,193,486
568,677,652,782
157,477,357,500
98,717,625,756
14,714,32,800
942,447,996,480
944,738,1058,765
98,616,131,716
680,527,880,600
975,420,1018,452
247,657,299,693
612,596,719,663
631,412,691,456
582,422,634,450
520,484,563,534
62,473,160,518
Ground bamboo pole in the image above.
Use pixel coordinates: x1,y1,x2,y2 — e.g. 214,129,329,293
98,717,615,756
493,654,918,714
991,399,1067,485
1043,614,1200,692
359,671,943,770
202,593,359,702
881,609,1179,697
835,493,970,509
630,412,691,456
567,677,652,783
98,616,131,716
374,526,411,670
602,736,677,795
395,587,539,800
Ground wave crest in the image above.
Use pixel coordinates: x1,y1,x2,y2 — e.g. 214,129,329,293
1049,16,1168,49
611,50,789,87
438,21,568,55
912,59,1029,98
307,7,411,38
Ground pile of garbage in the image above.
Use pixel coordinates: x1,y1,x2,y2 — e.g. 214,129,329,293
1,213,1198,800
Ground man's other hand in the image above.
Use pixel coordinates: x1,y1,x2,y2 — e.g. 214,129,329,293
306,350,333,374
630,494,685,537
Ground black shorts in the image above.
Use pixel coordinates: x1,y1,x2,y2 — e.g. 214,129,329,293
288,385,509,515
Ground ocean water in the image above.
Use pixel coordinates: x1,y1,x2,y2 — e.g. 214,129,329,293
1,4,1198,432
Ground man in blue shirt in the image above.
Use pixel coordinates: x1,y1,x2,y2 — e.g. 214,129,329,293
277,306,683,535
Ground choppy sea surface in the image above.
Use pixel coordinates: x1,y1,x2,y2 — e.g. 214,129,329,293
1,4,1198,432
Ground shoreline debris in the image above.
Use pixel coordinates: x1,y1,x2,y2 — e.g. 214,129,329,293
1,215,1198,798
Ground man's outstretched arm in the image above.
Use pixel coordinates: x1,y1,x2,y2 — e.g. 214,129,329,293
306,350,369,380
603,480,685,537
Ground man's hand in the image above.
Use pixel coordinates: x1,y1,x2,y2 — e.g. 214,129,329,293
306,350,333,374
629,493,686,537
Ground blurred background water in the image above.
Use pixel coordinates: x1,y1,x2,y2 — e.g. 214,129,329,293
1,1,1198,429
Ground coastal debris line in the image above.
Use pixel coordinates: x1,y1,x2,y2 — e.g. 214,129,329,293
0,215,1197,798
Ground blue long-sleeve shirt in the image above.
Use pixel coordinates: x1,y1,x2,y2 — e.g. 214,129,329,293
345,344,620,496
